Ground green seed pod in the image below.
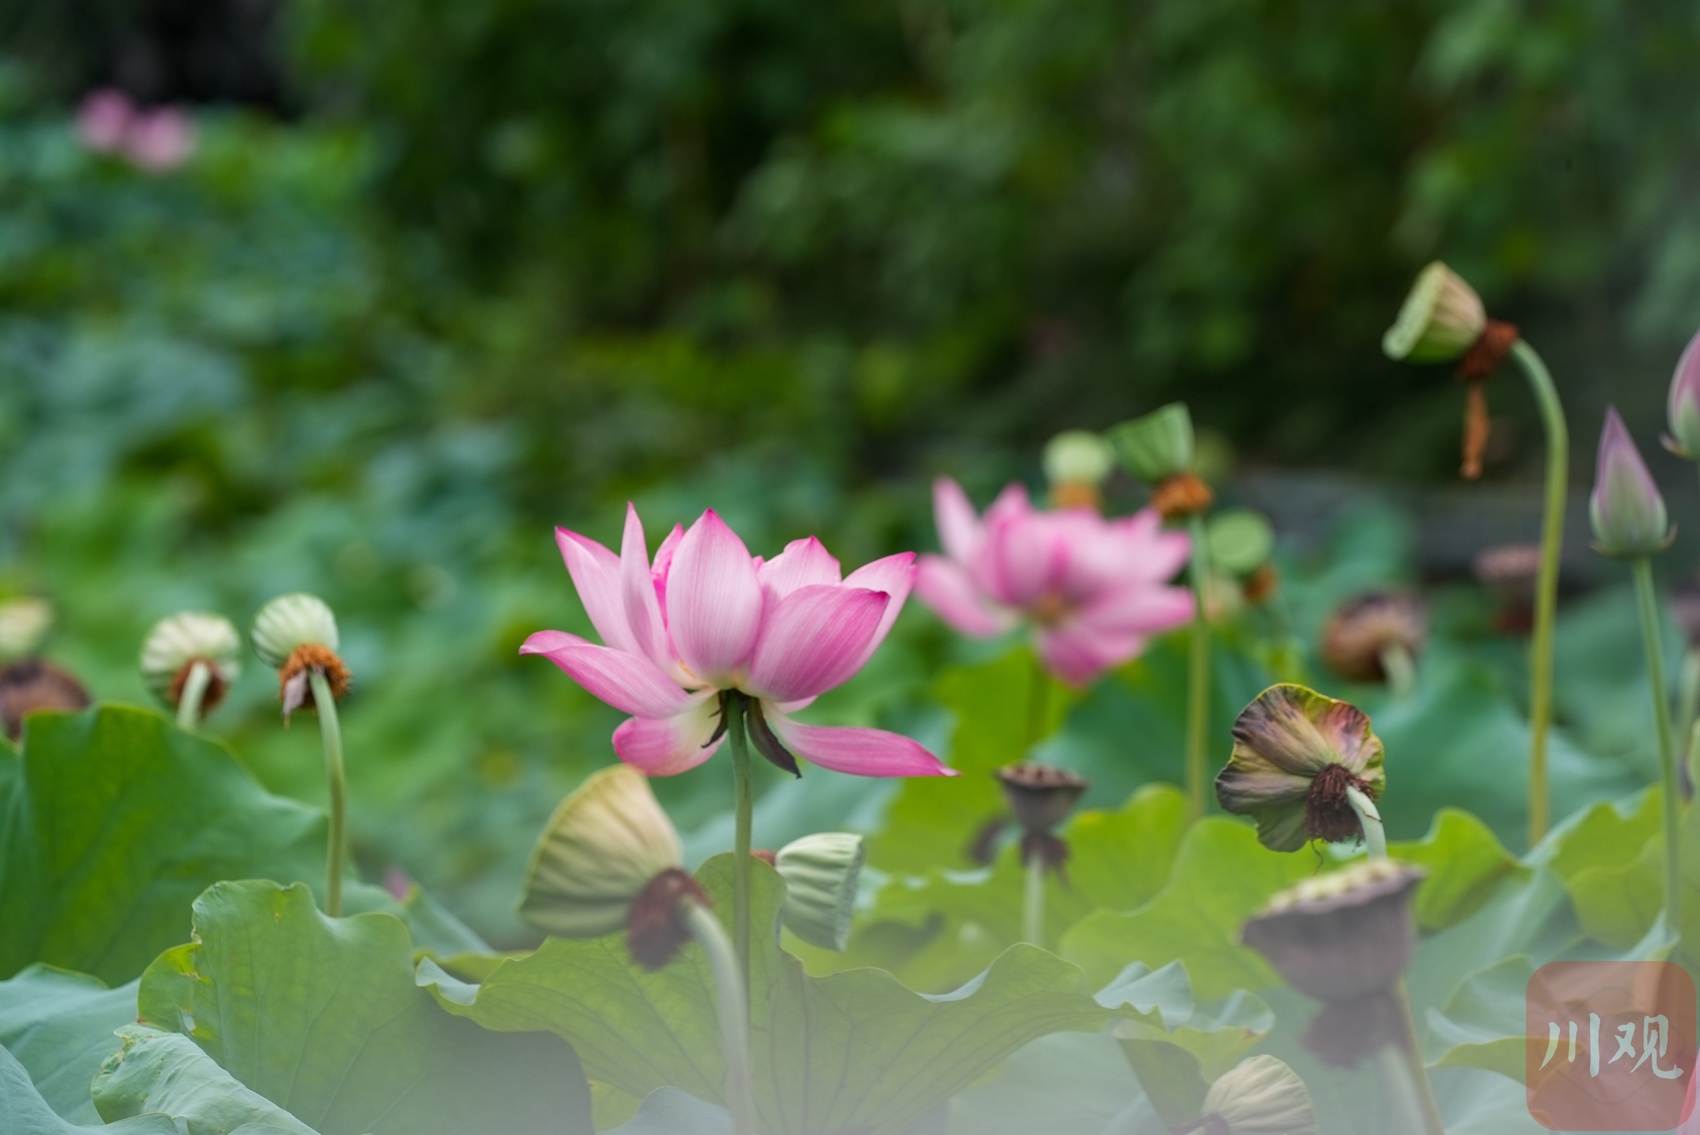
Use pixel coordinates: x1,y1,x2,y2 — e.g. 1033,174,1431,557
139,612,241,706
0,597,52,661
774,832,865,951
1108,403,1195,485
250,593,339,670
1199,1055,1318,1135
520,764,685,938
1206,509,1275,578
1042,430,1115,490
1381,262,1486,364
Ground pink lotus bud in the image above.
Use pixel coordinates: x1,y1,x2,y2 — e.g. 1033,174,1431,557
75,88,134,153
1667,327,1700,460
124,107,196,172
1590,408,1673,558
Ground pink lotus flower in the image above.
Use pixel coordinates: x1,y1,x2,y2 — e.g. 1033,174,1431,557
76,89,133,152
914,478,1194,685
74,88,195,172
524,506,956,779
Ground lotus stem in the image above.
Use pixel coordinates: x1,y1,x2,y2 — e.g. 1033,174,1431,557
1378,643,1417,702
1679,650,1700,800
1185,514,1211,820
176,660,211,731
1393,981,1448,1135
308,670,346,918
683,902,756,1135
1026,652,1051,750
1022,846,1046,947
1632,558,1682,941
1512,340,1565,847
1346,786,1387,861
725,694,754,994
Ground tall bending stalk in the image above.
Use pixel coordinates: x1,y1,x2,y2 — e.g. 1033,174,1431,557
683,903,756,1135
724,695,754,993
309,671,346,918
1185,514,1211,820
1513,340,1566,847
1632,559,1683,941
1353,794,1445,1135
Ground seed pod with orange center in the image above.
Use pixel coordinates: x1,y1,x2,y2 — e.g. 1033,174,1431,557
140,611,241,720
250,593,351,720
0,658,90,741
1214,684,1386,853
1319,592,1426,684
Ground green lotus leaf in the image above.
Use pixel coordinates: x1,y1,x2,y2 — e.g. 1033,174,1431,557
136,879,592,1135
0,966,138,1124
1387,808,1523,931
420,854,1110,1135
0,1042,178,1135
93,1025,320,1134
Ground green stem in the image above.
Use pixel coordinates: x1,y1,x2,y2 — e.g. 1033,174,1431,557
1378,643,1417,702
1185,513,1211,820
1347,786,1387,860
1680,650,1700,800
682,902,755,1135
1393,981,1448,1135
1512,340,1566,848
1026,653,1051,750
1632,558,1682,942
176,660,210,731
308,670,346,918
725,694,753,995
1022,846,1046,947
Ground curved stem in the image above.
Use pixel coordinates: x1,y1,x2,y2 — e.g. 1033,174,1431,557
1021,846,1046,947
1185,513,1212,820
1512,340,1566,848
683,902,756,1135
1632,558,1682,943
176,660,211,731
1393,981,1448,1135
308,670,346,918
724,694,753,995
1378,643,1417,702
1347,786,1387,860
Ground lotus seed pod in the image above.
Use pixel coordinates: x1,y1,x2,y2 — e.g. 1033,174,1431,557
519,764,685,939
250,593,339,670
1665,326,1700,460
1199,1055,1318,1135
1381,262,1486,364
1590,407,1673,558
1108,403,1195,485
1043,431,1115,490
1319,592,1426,684
995,762,1089,834
1241,858,1424,1003
140,612,241,706
774,832,865,951
1206,509,1275,578
0,598,52,661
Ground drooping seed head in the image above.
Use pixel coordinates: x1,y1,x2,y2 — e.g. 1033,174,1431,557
773,832,865,952
1108,403,1195,485
1381,262,1486,364
140,611,241,717
1319,592,1426,683
250,593,340,669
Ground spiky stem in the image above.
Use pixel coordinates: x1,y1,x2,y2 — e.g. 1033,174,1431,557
1632,557,1682,943
1512,340,1566,847
308,670,346,918
1185,514,1211,819
683,902,755,1135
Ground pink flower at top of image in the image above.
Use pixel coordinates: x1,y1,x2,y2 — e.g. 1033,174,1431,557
74,88,196,172
915,478,1194,686
524,505,956,779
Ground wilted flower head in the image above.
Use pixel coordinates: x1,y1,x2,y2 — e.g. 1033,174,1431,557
1319,592,1426,684
915,479,1193,685
1043,430,1115,510
519,763,709,969
1590,408,1673,558
140,612,241,719
1381,262,1486,365
1109,403,1195,484
0,659,90,742
0,597,53,661
1665,327,1700,460
525,505,952,780
1192,1055,1318,1135
1214,684,1386,853
773,832,864,952
251,593,350,720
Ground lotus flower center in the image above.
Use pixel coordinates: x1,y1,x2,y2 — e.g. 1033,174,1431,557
1304,763,1373,845
1031,591,1070,626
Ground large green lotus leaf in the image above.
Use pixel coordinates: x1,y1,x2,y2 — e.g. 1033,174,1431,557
1539,786,1661,882
421,854,1109,1135
947,1028,1144,1135
1058,818,1314,998
798,785,1187,992
0,1042,179,1135
0,965,137,1124
604,1089,731,1135
1423,955,1535,1081
1387,808,1523,931
868,651,1075,872
136,880,592,1135
93,1025,320,1134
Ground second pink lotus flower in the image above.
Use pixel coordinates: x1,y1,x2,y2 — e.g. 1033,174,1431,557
525,506,955,779
915,478,1195,685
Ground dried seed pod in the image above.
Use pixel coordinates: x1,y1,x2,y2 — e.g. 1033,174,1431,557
1319,592,1426,684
